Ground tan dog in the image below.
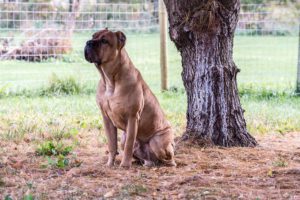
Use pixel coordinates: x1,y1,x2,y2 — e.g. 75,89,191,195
84,29,176,168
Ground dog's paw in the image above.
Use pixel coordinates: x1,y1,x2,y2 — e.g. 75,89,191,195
106,160,115,167
143,160,155,167
166,160,177,167
160,159,177,167
120,161,131,169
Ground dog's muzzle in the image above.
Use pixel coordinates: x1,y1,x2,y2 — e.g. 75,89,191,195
84,40,102,64
84,44,93,63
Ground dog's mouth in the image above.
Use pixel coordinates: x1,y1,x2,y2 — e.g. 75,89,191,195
84,46,101,65
84,46,92,63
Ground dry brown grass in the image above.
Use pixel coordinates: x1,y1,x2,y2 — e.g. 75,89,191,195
0,132,300,199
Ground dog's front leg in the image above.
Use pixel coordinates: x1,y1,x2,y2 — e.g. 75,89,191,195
120,117,138,168
101,112,118,167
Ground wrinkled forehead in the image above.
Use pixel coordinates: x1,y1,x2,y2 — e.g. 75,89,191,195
92,30,115,40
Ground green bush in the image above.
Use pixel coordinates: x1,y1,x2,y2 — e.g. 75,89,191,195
46,154,70,169
0,84,9,98
36,140,73,156
0,74,96,98
40,73,81,96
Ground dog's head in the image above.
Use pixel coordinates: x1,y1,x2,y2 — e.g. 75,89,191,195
84,29,126,65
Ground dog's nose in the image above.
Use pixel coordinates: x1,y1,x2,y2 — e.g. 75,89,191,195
86,40,93,46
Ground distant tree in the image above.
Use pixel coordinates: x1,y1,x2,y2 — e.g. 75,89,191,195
163,0,257,147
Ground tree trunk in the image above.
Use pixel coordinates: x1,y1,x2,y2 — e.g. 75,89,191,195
163,0,257,147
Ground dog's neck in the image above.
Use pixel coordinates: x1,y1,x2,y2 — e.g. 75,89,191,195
96,49,130,94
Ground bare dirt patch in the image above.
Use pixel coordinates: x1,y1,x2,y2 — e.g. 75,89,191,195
1,132,300,199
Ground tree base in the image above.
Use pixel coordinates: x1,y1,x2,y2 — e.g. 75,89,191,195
182,131,257,147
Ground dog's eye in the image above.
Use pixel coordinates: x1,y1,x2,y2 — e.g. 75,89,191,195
100,39,108,44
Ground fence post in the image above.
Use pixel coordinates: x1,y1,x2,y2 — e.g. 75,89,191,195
159,0,168,91
297,20,300,94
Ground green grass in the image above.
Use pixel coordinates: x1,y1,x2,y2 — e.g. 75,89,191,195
0,33,299,141
234,36,297,88
241,96,300,134
0,94,102,141
0,33,298,92
0,92,299,141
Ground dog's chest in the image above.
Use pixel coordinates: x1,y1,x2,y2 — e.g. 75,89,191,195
101,95,127,130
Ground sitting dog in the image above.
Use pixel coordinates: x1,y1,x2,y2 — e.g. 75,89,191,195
84,29,176,168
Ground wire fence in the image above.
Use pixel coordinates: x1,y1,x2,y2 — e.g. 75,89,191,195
0,1,299,92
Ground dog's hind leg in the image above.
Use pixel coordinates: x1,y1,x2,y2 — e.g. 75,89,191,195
149,132,176,166
133,142,158,167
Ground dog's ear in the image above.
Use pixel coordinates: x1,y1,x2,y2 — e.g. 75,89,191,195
115,31,126,50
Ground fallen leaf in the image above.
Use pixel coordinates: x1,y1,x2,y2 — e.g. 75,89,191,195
104,190,115,198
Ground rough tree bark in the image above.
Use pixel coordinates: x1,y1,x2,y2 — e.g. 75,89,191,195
163,0,257,147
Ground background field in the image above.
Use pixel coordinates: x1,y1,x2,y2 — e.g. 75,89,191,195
1,1,300,198
0,33,300,141
0,33,298,91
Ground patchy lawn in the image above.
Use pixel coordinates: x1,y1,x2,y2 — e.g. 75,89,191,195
1,132,299,199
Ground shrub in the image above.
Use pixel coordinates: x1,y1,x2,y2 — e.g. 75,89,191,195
46,154,70,169
0,84,9,98
39,73,81,96
36,140,73,156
